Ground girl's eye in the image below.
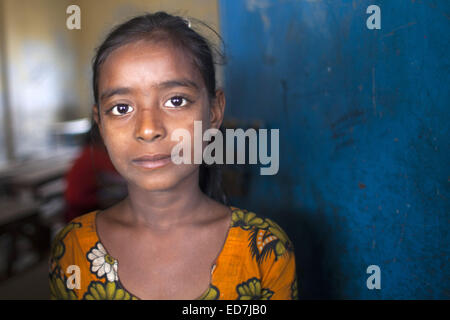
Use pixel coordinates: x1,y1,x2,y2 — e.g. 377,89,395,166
111,104,134,115
164,96,189,108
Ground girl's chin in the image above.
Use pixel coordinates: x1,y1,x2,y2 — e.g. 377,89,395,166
128,177,178,192
126,166,198,192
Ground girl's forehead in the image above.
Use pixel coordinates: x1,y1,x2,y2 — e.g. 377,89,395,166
99,40,204,86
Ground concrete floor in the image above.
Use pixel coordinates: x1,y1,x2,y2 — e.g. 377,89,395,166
0,254,50,300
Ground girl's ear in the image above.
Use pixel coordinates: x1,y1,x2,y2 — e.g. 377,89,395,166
209,89,226,129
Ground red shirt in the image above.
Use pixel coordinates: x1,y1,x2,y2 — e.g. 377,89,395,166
64,145,121,222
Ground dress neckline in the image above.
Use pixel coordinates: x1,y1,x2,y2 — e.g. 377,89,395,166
91,206,235,300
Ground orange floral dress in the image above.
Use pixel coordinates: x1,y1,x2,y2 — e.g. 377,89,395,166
48,206,298,300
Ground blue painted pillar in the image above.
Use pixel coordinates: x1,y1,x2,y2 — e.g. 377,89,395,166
219,0,449,299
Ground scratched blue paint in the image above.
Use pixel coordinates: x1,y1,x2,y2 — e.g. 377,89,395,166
219,0,449,299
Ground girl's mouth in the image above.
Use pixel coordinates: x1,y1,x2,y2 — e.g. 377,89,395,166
131,154,172,169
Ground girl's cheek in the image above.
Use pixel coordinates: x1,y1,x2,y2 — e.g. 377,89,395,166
102,128,129,157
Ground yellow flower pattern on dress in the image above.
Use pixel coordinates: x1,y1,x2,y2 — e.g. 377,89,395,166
291,275,298,300
231,209,269,229
50,222,81,261
197,285,220,300
49,207,297,300
83,281,138,300
49,272,78,300
236,277,273,300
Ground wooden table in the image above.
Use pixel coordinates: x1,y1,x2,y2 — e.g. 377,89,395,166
0,197,47,281
0,151,77,282
2,152,76,199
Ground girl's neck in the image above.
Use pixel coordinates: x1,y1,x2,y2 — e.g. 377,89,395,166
122,170,211,232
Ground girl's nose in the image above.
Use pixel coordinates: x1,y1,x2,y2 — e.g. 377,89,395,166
134,108,166,142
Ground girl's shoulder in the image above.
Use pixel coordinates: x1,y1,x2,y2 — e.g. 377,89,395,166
230,206,292,238
53,211,98,244
228,206,295,260
49,211,99,266
218,207,297,300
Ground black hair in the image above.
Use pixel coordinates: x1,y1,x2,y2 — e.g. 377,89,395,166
91,11,227,205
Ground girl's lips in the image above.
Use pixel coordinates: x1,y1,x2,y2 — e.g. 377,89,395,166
131,154,172,169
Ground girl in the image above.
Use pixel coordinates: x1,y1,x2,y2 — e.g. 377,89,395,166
49,12,297,300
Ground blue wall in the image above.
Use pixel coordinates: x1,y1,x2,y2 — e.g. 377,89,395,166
219,0,449,299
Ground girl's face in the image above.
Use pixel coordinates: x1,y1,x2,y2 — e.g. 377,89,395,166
94,40,224,192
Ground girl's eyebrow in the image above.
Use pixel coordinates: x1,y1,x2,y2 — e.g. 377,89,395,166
156,79,199,90
100,78,199,102
100,87,132,102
